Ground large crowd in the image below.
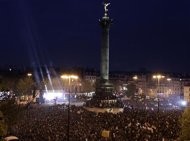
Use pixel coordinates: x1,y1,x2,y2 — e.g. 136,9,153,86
7,100,182,141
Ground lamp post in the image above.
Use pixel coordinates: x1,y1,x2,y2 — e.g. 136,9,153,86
133,75,138,80
167,78,172,96
27,73,32,77
153,74,165,141
27,73,33,101
153,74,165,111
61,74,78,141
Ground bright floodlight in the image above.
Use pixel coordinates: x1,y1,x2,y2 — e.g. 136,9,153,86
167,78,171,81
27,73,32,77
133,75,138,80
153,74,165,79
181,100,187,106
61,75,78,79
43,92,63,101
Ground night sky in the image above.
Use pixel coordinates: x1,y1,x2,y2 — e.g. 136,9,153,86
1,0,190,73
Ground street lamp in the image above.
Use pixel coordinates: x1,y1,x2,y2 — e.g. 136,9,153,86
133,75,138,80
60,74,78,141
153,74,165,108
167,78,172,96
152,74,165,141
167,78,171,82
27,73,32,77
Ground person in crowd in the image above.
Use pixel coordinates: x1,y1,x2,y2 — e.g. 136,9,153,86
9,101,182,141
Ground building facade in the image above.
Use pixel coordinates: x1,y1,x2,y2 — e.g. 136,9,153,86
183,85,190,102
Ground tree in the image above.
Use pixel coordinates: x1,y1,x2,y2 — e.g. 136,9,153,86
81,80,95,93
0,111,7,138
124,83,137,98
0,77,17,92
112,80,123,92
44,77,63,91
180,108,190,140
15,77,35,96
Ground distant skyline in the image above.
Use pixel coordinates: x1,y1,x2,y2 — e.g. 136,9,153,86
1,0,190,73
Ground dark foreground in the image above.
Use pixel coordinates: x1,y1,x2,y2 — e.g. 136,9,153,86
8,104,182,141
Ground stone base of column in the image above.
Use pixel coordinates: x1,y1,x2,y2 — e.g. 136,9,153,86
86,79,123,108
96,79,114,98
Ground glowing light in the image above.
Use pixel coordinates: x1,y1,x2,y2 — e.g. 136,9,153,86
133,75,138,80
123,87,127,90
153,74,165,79
43,92,64,101
181,100,187,106
167,78,171,81
27,73,32,77
61,75,78,79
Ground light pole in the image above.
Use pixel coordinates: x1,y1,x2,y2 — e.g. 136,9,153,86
153,74,165,141
153,75,165,111
167,78,172,97
27,73,33,101
27,73,32,77
61,74,78,141
133,75,138,80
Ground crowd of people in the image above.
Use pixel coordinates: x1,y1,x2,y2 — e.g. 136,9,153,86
8,101,182,141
